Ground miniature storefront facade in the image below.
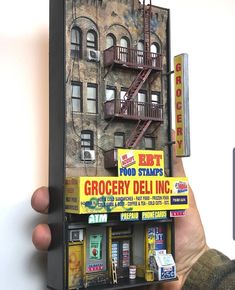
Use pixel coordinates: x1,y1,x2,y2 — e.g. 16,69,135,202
60,0,189,289
65,147,189,288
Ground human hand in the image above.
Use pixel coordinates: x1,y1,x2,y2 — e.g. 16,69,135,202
153,139,208,290
31,186,51,251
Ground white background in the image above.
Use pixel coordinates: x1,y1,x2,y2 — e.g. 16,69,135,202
0,0,235,289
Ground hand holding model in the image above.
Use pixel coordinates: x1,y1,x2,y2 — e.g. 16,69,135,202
31,144,209,290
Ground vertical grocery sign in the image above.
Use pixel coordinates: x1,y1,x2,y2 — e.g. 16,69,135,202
174,54,190,157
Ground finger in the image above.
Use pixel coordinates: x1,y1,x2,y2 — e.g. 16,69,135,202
32,224,51,251
31,186,49,214
171,130,186,177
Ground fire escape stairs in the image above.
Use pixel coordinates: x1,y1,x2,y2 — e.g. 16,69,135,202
125,120,152,148
119,68,152,114
104,1,154,149
124,2,152,148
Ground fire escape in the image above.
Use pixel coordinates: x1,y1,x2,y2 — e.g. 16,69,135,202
104,0,163,167
123,1,152,148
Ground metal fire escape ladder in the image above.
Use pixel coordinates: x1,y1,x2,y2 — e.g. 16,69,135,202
104,1,153,142
120,68,152,114
143,0,151,53
124,1,152,148
125,120,152,148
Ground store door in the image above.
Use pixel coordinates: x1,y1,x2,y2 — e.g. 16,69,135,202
112,239,131,278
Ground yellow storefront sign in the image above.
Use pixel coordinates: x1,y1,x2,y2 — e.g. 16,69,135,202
118,149,164,177
65,177,189,214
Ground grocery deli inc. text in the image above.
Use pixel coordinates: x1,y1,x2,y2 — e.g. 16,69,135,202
65,177,189,214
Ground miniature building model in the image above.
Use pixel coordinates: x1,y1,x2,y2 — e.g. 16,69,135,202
48,1,189,289
65,0,169,177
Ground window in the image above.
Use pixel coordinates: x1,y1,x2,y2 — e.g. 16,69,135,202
71,82,82,112
87,30,98,49
151,91,161,105
105,86,116,101
137,40,144,64
151,43,160,67
150,43,160,54
106,34,116,49
120,88,128,114
120,88,127,101
120,37,129,48
114,132,125,148
71,26,82,59
137,91,147,116
120,37,130,62
144,136,155,150
81,130,94,150
87,84,98,114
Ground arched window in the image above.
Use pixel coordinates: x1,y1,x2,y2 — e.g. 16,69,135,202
71,26,82,59
151,43,161,67
137,40,144,64
120,36,129,48
106,34,116,49
87,30,98,49
151,42,160,54
120,37,130,62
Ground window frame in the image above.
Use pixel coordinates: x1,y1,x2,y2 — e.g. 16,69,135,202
114,132,125,148
144,136,155,150
105,85,116,102
120,36,130,62
137,89,147,117
151,91,161,105
87,30,98,50
87,83,98,114
81,130,94,150
71,26,82,59
71,81,83,113
150,42,161,54
106,33,116,49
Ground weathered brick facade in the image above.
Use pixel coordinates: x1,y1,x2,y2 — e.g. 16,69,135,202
65,0,171,177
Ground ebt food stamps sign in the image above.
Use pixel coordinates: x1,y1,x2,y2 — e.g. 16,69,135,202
118,149,164,177
65,149,189,214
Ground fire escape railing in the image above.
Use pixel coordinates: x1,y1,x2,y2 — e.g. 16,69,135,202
104,99,163,121
104,46,162,70
104,1,163,149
